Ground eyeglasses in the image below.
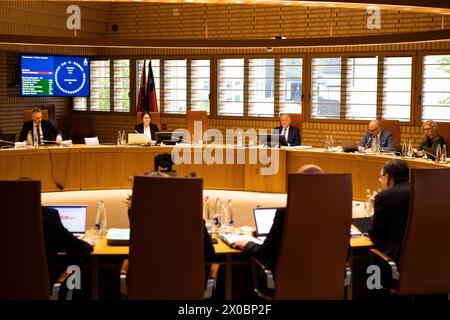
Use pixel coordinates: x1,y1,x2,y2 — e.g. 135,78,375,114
369,127,379,133
423,127,432,131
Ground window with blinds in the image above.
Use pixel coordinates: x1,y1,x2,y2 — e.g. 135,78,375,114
422,55,450,122
346,57,378,120
382,57,412,122
113,59,130,112
248,59,274,117
191,60,210,114
280,58,302,114
311,57,341,119
218,59,244,116
90,60,110,111
164,60,187,114
136,59,160,109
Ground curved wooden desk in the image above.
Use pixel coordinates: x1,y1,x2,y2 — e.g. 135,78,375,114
1,145,448,199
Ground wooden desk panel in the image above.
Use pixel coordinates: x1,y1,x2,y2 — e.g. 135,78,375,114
2,145,449,194
79,147,124,190
245,148,286,193
0,147,80,191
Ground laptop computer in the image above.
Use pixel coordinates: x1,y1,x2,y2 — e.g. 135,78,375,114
127,133,147,145
253,207,279,241
341,140,358,153
258,134,288,148
47,205,87,238
351,217,371,236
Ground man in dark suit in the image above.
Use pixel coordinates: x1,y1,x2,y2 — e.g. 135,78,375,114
231,164,323,274
42,206,94,287
273,114,301,146
134,112,159,144
369,159,410,263
358,119,394,152
19,108,61,144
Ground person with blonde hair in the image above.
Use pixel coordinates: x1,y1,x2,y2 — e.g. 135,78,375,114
416,120,445,155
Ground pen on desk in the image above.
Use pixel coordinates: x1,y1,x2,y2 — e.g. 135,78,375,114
135,130,139,134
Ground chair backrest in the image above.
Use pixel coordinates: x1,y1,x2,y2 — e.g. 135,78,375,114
274,173,352,300
0,180,50,299
436,122,450,156
128,176,204,299
380,119,401,144
186,111,208,143
71,117,95,144
283,113,303,131
24,109,49,122
136,112,161,129
397,169,450,295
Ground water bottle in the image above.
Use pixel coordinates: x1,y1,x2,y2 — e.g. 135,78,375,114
324,135,330,151
221,199,235,234
364,189,373,217
435,144,442,163
33,130,38,148
330,135,334,151
117,131,122,146
213,198,222,229
237,130,243,147
407,140,413,158
441,145,447,163
203,196,214,234
26,131,33,148
121,131,126,146
95,200,107,237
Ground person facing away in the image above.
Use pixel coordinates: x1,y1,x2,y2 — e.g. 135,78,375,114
231,164,324,274
19,108,62,144
369,159,410,263
42,206,94,288
273,114,301,147
414,120,445,156
358,119,393,152
134,112,159,144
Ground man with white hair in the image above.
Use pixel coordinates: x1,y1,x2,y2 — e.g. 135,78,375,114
273,114,301,146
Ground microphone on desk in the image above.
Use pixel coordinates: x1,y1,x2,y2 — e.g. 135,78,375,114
0,139,15,145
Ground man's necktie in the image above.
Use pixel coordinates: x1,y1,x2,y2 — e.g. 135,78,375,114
35,125,41,145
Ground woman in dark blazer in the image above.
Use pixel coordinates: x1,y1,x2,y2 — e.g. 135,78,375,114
416,120,445,153
134,112,159,144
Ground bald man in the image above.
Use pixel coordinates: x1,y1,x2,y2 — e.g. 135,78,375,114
231,164,323,274
358,120,393,152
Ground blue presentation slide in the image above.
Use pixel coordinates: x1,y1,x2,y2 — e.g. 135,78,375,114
21,55,90,97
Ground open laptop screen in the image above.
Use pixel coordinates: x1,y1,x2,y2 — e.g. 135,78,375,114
47,205,87,234
253,207,278,237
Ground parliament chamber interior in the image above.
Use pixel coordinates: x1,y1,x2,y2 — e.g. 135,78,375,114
0,0,450,306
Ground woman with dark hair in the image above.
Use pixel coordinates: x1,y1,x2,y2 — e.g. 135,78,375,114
135,112,159,144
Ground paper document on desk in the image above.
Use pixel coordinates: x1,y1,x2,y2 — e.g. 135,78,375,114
288,145,312,150
107,228,130,245
219,234,263,247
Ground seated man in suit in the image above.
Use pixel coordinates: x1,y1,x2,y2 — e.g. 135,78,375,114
273,114,301,147
369,159,410,264
42,206,94,290
19,108,62,144
134,112,159,144
358,119,393,152
231,164,323,275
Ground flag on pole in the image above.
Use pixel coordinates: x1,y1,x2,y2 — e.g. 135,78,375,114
137,60,146,112
144,61,159,112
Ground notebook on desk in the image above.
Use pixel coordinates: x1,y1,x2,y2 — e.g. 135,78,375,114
47,205,87,238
